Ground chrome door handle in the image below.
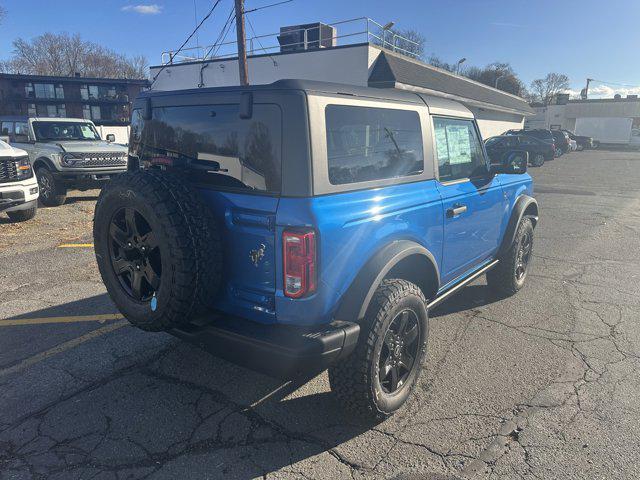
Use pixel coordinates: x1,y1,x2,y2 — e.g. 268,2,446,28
446,204,467,218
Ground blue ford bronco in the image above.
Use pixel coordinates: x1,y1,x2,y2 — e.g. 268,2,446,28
94,80,538,420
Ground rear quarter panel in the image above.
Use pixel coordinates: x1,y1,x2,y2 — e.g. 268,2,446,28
275,181,444,326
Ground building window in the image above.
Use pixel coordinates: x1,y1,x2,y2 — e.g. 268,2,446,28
25,83,35,98
28,103,37,116
55,84,64,99
34,104,66,117
82,104,101,120
80,84,120,101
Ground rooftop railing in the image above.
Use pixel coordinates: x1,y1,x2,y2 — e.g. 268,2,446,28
160,17,420,65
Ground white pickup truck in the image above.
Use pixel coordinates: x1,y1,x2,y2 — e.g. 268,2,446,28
0,140,39,222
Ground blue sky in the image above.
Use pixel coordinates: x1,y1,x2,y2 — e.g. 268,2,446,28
1,0,638,97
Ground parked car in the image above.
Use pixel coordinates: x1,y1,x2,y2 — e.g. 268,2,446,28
550,130,571,156
503,128,558,157
569,139,578,151
562,129,593,151
0,116,128,207
93,80,538,420
0,139,38,222
485,135,553,167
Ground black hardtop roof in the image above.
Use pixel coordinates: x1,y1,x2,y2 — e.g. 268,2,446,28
139,79,424,104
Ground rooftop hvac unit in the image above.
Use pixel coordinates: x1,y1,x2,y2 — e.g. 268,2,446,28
277,23,337,53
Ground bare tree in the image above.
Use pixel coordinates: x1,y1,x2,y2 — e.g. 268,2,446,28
392,29,425,59
4,32,149,78
529,73,570,105
426,55,457,73
371,27,425,59
465,62,526,96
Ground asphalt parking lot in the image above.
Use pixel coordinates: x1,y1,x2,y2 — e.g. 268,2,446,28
1,149,640,480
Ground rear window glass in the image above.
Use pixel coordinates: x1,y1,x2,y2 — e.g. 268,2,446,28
132,104,282,193
325,105,423,185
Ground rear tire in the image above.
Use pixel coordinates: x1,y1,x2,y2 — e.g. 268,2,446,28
93,170,222,331
531,153,545,167
329,279,429,422
487,217,534,297
7,206,37,222
36,167,67,207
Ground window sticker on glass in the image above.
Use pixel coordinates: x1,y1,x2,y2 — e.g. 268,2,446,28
445,125,471,165
435,126,449,163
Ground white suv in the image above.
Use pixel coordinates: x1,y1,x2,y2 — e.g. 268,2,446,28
0,116,128,207
0,140,38,222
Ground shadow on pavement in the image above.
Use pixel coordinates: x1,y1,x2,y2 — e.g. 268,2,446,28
2,282,503,477
430,284,503,318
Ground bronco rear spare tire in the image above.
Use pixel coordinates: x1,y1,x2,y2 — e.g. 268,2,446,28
94,171,222,331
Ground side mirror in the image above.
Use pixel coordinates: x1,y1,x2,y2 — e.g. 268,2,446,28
106,133,116,143
491,150,528,175
0,135,9,143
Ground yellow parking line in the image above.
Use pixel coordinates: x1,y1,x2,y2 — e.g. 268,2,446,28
58,243,94,248
0,321,128,378
0,313,124,327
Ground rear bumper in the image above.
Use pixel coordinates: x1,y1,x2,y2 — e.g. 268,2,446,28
169,315,360,380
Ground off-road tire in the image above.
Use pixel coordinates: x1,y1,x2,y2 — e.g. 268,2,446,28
328,279,429,422
36,167,67,207
531,153,545,167
7,206,37,222
93,170,222,331
487,217,534,297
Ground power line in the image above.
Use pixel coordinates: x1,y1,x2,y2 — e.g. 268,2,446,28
244,0,293,14
590,78,640,88
203,5,236,59
151,0,224,87
246,15,277,65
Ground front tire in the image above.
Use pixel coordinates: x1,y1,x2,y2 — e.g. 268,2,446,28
7,206,37,222
36,167,67,207
329,279,429,422
487,217,534,296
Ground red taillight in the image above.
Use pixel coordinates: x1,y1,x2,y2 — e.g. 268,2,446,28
283,229,316,298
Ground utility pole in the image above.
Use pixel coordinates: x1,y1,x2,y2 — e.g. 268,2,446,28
234,0,249,85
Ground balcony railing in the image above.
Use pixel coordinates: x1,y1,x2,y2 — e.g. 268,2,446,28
160,17,420,65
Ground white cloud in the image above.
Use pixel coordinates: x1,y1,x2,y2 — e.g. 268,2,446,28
121,4,163,15
566,84,640,99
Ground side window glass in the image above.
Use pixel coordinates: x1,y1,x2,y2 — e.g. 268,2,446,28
325,105,423,185
433,118,486,182
14,122,30,141
1,122,14,137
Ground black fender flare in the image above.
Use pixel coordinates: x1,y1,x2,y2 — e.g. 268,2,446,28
334,240,440,323
32,156,57,172
497,194,539,257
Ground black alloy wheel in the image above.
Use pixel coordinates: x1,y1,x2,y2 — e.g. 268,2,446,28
108,207,161,302
515,229,533,282
378,309,421,394
38,171,52,202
